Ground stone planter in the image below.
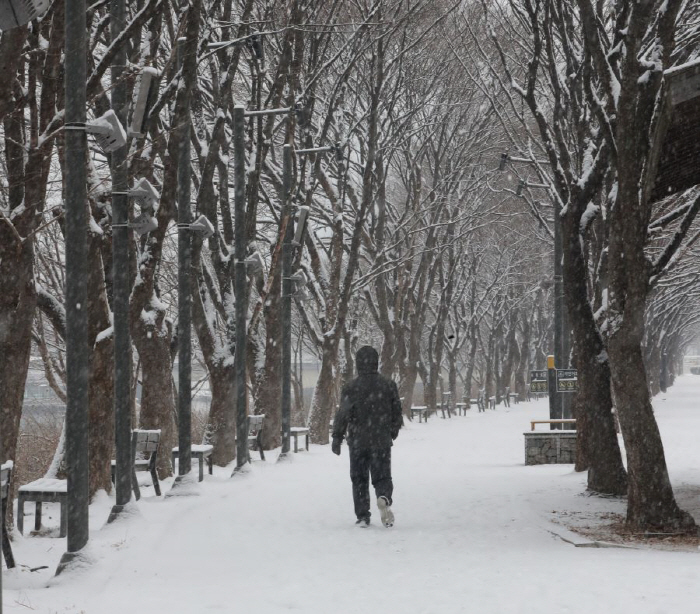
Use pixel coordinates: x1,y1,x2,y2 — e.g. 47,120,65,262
524,430,577,465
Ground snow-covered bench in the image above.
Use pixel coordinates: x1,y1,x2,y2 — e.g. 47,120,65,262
239,414,265,462
111,429,162,499
410,406,429,422
172,444,214,482
290,427,310,453
530,419,576,431
1,461,15,567
17,477,67,537
470,389,486,412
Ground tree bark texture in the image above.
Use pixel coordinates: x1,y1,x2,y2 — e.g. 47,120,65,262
561,201,627,495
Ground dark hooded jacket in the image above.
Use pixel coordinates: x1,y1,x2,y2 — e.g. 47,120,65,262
332,346,403,449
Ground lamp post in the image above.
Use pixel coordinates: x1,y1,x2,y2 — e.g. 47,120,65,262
108,0,132,522
279,145,294,458
277,143,336,459
232,105,248,471
175,36,194,485
231,105,295,473
552,193,569,426
501,154,568,424
56,0,89,575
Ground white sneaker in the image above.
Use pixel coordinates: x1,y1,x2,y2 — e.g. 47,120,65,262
377,496,394,528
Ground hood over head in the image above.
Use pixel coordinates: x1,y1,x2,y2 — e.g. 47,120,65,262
356,345,379,375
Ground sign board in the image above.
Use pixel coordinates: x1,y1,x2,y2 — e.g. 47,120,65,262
529,370,548,394
556,369,578,393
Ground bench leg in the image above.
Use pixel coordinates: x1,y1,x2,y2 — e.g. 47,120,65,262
17,495,24,535
198,455,204,482
132,468,141,501
59,499,67,538
151,467,161,496
208,454,213,475
306,434,309,451
2,522,15,568
293,435,298,453
34,501,43,532
257,432,265,461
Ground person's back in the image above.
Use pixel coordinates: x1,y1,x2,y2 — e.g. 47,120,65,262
339,371,401,449
332,346,403,527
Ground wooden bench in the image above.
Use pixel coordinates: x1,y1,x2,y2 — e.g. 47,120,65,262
502,388,511,408
111,429,162,499
1,461,15,567
245,414,265,462
470,389,486,412
17,478,67,538
488,396,496,409
290,427,310,452
455,402,468,416
441,392,453,418
410,405,429,422
172,444,214,482
509,393,519,405
530,419,577,431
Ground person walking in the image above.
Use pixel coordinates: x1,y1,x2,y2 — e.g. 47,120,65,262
332,346,403,528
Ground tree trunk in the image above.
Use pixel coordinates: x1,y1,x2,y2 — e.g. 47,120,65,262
514,316,530,398
308,339,339,444
399,365,419,417
86,230,115,497
604,7,695,528
0,245,35,467
132,302,176,478
206,366,236,465
609,337,694,530
561,195,627,494
255,265,282,450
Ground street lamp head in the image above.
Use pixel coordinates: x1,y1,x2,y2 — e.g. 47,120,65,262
499,153,508,171
0,0,49,30
516,179,526,197
85,110,127,153
189,214,216,239
288,269,308,287
129,212,158,237
292,206,309,246
129,177,160,212
245,252,264,279
129,67,159,138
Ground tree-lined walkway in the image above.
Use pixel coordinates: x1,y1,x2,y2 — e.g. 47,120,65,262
5,380,700,613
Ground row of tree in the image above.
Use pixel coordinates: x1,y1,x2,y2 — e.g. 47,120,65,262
1,0,699,533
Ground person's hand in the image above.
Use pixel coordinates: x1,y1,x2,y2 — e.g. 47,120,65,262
332,439,342,455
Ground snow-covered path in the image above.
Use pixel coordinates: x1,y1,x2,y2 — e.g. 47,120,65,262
5,377,700,613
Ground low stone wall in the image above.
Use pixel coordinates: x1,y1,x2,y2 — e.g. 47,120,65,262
524,431,577,465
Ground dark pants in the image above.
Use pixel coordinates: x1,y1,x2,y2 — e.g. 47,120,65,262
349,446,393,520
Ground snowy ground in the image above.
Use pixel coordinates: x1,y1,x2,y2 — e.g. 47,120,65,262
4,376,700,614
